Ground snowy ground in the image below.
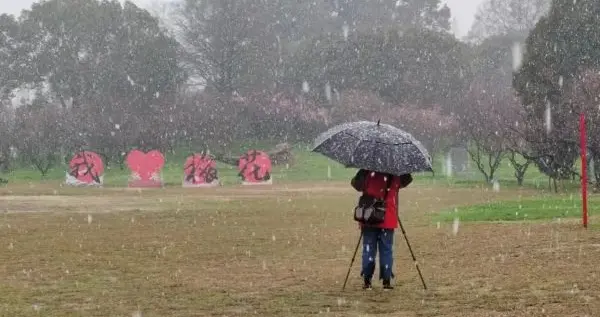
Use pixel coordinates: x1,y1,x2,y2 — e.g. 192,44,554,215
0,182,599,316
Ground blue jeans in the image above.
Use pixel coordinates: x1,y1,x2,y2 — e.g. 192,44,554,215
361,227,394,281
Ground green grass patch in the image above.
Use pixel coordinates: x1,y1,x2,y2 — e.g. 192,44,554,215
0,148,359,186
0,140,583,192
435,195,597,222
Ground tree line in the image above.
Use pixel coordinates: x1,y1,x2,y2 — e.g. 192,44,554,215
0,0,598,190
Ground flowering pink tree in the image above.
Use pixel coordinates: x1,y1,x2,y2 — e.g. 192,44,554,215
381,104,459,167
328,89,389,124
230,90,329,141
316,89,461,165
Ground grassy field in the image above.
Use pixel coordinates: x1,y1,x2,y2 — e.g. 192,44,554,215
0,144,564,190
1,179,599,316
436,194,595,222
1,144,597,316
2,147,358,186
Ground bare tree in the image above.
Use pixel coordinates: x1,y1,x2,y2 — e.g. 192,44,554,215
502,106,534,186
174,0,279,96
468,0,551,41
13,103,66,177
505,67,600,192
513,99,579,192
0,101,12,182
567,68,600,187
460,76,514,183
0,14,21,100
465,32,538,185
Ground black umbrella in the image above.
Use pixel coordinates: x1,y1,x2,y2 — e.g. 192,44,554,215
312,120,433,176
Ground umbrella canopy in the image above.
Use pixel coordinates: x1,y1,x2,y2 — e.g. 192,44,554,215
312,121,433,176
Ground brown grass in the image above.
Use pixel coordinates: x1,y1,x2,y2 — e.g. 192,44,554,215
0,182,599,316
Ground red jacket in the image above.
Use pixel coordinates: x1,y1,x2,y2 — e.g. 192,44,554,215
352,170,411,229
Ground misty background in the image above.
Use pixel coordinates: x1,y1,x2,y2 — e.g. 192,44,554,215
0,0,484,38
1,0,598,191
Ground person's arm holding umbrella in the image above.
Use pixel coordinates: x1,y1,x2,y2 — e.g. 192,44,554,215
351,169,368,191
399,173,413,188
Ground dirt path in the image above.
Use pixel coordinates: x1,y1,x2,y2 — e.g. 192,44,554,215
0,181,538,217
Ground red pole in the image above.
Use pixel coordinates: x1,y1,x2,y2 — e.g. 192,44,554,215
580,113,588,229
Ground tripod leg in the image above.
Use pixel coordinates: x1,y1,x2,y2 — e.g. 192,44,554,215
342,232,362,291
397,215,427,290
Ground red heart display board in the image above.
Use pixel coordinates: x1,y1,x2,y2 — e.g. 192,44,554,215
183,154,219,187
238,150,272,185
66,151,104,186
125,149,165,188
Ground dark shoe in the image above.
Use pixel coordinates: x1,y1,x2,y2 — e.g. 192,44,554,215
363,279,373,290
383,279,394,290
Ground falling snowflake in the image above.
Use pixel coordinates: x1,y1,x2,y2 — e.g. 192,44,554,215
492,180,500,192
545,101,552,134
302,81,310,93
452,217,460,236
558,76,564,88
512,42,523,71
324,82,332,102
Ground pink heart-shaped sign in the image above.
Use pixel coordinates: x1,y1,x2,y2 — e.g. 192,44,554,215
126,149,165,182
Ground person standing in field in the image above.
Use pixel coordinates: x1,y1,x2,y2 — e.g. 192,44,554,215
351,169,412,290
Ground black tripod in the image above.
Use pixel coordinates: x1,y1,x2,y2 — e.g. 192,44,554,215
342,216,428,291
